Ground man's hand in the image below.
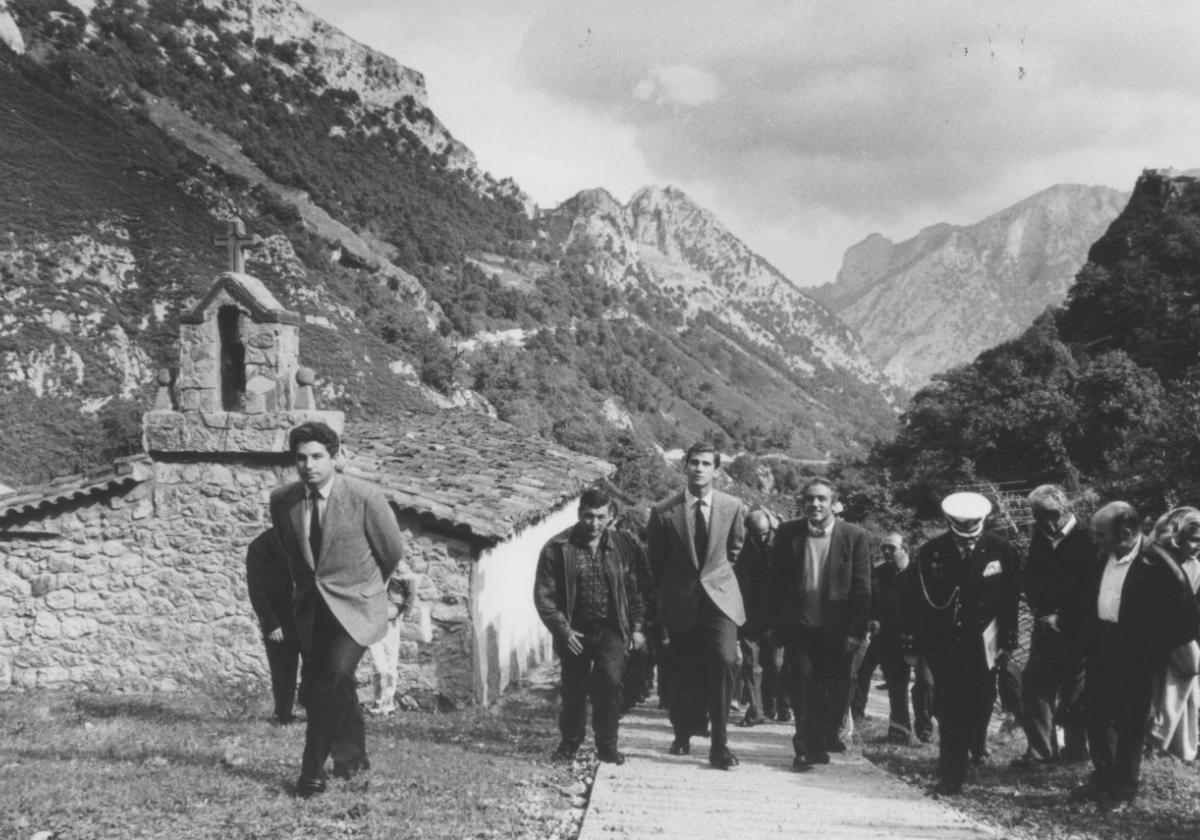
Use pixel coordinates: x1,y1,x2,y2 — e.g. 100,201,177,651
658,626,671,652
267,628,284,643
630,630,647,651
844,636,863,655
995,648,1013,670
563,629,584,656
867,620,881,636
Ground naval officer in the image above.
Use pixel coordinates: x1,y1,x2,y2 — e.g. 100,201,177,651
905,492,1020,793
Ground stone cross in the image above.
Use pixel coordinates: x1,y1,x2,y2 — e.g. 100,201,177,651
214,218,264,274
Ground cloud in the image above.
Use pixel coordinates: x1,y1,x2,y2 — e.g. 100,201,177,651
632,64,721,108
516,0,1200,268
305,1,1200,285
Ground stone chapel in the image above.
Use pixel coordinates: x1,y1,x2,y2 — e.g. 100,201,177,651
0,243,612,706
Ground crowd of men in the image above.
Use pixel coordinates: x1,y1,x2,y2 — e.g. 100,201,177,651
245,423,1200,805
532,441,1200,809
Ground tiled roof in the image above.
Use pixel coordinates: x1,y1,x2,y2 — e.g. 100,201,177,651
0,455,155,524
343,412,615,545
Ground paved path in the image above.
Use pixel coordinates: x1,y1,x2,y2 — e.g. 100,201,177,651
579,695,997,840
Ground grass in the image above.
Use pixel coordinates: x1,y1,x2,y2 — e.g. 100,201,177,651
856,709,1200,839
0,682,583,840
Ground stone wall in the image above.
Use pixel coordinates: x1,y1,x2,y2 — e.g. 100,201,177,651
0,460,474,707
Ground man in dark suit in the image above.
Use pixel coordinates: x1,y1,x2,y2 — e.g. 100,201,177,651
1079,501,1200,807
735,509,789,727
647,441,748,769
767,477,871,769
534,487,646,765
1013,484,1094,767
852,533,932,744
906,492,1019,794
269,421,407,798
245,527,304,724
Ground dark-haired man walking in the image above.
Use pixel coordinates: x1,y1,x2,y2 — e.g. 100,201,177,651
270,421,408,798
768,477,872,769
648,442,748,769
534,488,646,764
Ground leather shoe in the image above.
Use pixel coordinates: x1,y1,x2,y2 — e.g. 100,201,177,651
1009,752,1051,770
811,749,831,764
826,737,847,753
294,775,327,798
552,739,581,761
738,714,765,728
669,737,691,756
776,710,793,723
933,779,963,795
597,748,626,765
709,745,739,769
331,757,370,780
792,753,814,770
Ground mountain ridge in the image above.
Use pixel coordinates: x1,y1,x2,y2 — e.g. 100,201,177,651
811,183,1129,391
0,0,895,494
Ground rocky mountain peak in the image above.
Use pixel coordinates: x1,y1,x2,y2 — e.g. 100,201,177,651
812,183,1129,392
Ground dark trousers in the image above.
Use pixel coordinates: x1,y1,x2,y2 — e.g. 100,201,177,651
850,633,882,718
1020,627,1087,760
1085,624,1157,793
738,632,790,719
666,596,738,748
929,649,996,787
785,625,856,755
300,597,367,782
558,625,627,751
620,642,654,713
998,655,1023,723
264,627,303,720
854,631,933,739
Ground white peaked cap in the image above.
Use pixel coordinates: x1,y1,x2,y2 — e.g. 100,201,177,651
941,492,992,537
942,492,992,520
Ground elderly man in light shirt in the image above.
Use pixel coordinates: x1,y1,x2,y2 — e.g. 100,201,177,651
1080,501,1200,808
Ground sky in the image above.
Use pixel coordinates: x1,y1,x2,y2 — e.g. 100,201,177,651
302,0,1200,287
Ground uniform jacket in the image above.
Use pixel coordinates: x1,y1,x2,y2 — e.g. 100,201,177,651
269,474,405,649
647,489,748,632
1025,521,1095,642
245,527,296,638
533,525,646,644
905,531,1020,664
766,518,872,641
1084,538,1200,661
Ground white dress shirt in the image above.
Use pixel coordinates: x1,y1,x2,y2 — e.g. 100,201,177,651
1048,514,1077,550
1097,536,1141,623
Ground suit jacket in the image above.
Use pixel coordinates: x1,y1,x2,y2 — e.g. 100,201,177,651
766,518,872,641
905,531,1020,665
1025,521,1095,642
736,530,775,636
647,489,748,632
269,474,405,649
1085,539,1200,661
533,525,646,644
245,527,295,638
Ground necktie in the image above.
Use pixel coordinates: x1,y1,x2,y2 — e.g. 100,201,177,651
693,500,709,565
308,490,323,564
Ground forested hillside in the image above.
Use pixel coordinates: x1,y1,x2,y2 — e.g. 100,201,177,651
864,169,1200,518
0,0,895,505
